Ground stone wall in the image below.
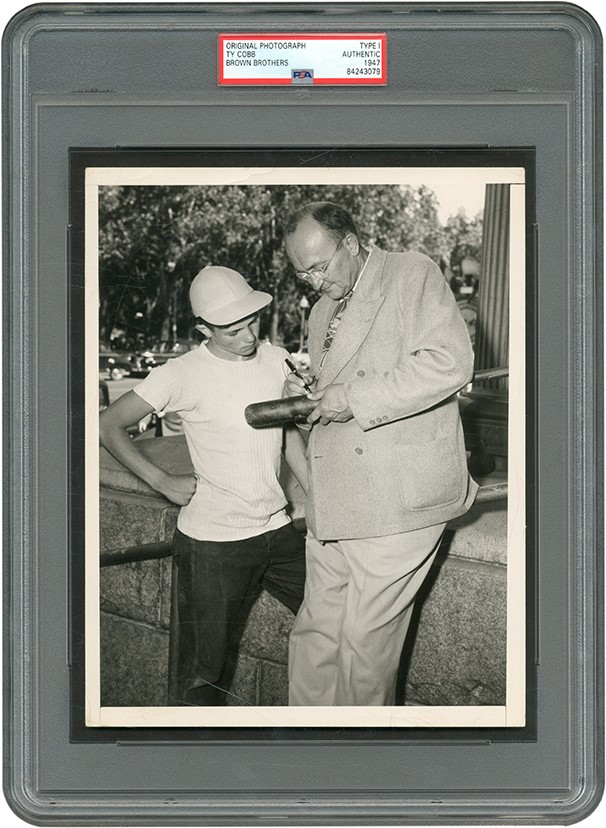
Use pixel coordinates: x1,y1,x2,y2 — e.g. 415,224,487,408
99,436,506,707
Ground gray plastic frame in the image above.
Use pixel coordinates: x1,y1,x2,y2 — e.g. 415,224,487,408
2,2,603,824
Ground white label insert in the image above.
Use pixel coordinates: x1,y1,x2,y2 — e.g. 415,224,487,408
218,33,387,85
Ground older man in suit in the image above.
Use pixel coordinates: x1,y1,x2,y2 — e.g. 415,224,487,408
283,201,478,706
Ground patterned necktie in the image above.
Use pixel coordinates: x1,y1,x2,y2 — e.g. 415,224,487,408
318,292,353,373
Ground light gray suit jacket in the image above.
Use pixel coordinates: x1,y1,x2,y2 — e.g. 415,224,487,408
305,247,478,541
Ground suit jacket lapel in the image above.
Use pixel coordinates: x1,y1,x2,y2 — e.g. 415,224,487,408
317,248,387,387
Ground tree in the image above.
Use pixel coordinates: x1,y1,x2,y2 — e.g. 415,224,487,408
443,208,484,278
98,183,454,348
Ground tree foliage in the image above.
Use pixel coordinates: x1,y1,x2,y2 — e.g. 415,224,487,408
98,183,480,348
443,208,484,275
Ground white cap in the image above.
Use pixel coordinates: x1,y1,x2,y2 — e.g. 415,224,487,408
189,266,272,326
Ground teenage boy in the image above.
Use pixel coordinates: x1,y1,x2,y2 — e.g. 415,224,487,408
100,266,308,705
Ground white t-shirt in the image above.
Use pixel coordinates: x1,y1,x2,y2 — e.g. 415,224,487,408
134,342,292,542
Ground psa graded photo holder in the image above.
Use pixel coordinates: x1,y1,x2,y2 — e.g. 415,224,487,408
2,2,603,824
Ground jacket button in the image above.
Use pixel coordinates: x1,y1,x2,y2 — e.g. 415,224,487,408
370,419,376,425
355,447,363,455
357,369,366,376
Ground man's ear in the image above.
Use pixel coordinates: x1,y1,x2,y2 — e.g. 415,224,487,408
344,233,360,256
195,322,212,339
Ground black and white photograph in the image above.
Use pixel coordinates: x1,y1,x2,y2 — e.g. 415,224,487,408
4,0,603,821
83,156,527,728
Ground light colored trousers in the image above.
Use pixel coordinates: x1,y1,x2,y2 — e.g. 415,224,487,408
288,523,446,706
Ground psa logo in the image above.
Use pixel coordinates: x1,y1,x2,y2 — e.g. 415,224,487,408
291,69,314,84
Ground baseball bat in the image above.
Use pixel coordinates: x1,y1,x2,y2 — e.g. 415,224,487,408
245,395,316,427
245,366,510,428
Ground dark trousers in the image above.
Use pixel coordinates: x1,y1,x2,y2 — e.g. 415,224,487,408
170,522,306,706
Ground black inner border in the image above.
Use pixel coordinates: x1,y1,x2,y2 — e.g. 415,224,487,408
69,146,537,745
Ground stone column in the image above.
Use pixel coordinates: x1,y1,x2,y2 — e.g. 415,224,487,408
474,184,510,395
460,184,510,475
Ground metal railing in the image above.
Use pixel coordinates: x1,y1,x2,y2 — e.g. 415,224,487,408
472,366,509,383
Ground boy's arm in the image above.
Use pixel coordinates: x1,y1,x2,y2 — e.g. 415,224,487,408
99,390,196,506
282,424,309,496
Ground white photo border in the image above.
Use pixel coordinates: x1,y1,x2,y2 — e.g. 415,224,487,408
84,164,526,729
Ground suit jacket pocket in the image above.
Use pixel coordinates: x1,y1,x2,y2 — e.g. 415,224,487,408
395,437,463,511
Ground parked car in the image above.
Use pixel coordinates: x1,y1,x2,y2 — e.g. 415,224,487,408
127,350,158,378
139,338,200,366
127,338,200,377
99,347,132,381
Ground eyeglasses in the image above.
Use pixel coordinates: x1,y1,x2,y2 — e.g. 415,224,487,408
294,237,345,283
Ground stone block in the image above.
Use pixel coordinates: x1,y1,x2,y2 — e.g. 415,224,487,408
258,660,289,706
100,436,193,497
226,653,260,707
100,612,169,706
100,558,164,626
99,490,178,553
402,556,507,705
447,498,507,565
238,591,294,664
158,557,174,630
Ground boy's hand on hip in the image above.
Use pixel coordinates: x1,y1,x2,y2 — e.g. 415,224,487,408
159,473,197,506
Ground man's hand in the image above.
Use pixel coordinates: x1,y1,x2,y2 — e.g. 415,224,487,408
157,472,197,506
283,371,317,398
307,384,353,426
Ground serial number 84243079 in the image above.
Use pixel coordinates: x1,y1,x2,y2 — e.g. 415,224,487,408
346,67,381,75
